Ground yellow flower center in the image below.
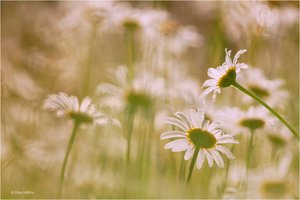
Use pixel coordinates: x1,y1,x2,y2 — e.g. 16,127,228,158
248,85,270,99
239,118,265,131
267,134,286,147
69,112,94,124
217,67,237,87
126,91,153,111
123,18,140,31
187,128,217,148
260,180,288,198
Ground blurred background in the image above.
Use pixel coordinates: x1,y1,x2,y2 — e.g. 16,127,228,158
1,1,299,199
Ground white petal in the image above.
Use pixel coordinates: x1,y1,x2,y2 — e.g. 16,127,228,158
80,97,91,112
164,139,189,150
189,109,198,128
196,150,205,169
208,68,222,79
202,86,219,99
204,149,213,167
184,146,195,160
160,131,186,140
225,49,232,66
215,145,235,160
203,79,218,87
207,121,220,132
166,117,189,131
202,120,210,130
174,112,192,129
210,149,224,168
233,49,247,65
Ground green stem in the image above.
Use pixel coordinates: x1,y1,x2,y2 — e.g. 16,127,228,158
185,146,200,186
58,121,80,198
82,23,98,97
125,27,136,83
246,130,255,173
125,112,134,167
232,81,299,139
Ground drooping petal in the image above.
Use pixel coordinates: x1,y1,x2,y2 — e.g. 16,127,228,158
204,149,213,167
196,150,205,169
210,149,224,168
215,145,235,160
184,146,195,160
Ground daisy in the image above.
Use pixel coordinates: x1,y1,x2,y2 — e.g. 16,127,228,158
161,109,239,170
265,124,293,149
43,92,119,126
238,67,289,109
246,154,295,199
202,48,248,101
97,65,164,114
216,106,275,135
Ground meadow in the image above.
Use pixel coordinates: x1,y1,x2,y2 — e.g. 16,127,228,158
1,1,299,199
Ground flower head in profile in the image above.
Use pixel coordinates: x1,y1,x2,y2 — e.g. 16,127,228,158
43,92,119,126
202,49,248,101
160,109,239,169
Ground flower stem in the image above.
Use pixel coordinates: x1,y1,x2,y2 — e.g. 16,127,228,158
246,130,255,173
125,112,134,167
185,146,200,186
125,27,136,83
58,121,80,198
232,81,299,139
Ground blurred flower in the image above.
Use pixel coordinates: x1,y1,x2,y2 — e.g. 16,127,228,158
202,49,247,101
164,67,202,110
97,65,164,114
238,67,289,109
161,109,239,169
246,154,295,199
222,2,277,42
265,124,293,148
43,92,119,126
216,106,275,135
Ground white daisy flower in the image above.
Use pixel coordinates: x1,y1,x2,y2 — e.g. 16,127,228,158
246,154,295,199
238,67,289,109
202,49,248,101
161,109,239,169
43,92,119,126
97,65,164,113
265,124,293,148
216,106,275,135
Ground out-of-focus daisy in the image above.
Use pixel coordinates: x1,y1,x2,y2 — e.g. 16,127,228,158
163,67,202,111
238,67,289,109
161,109,239,169
43,92,119,126
103,3,168,34
265,124,293,149
247,154,295,199
202,49,247,101
97,65,164,115
144,19,202,60
216,106,274,135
